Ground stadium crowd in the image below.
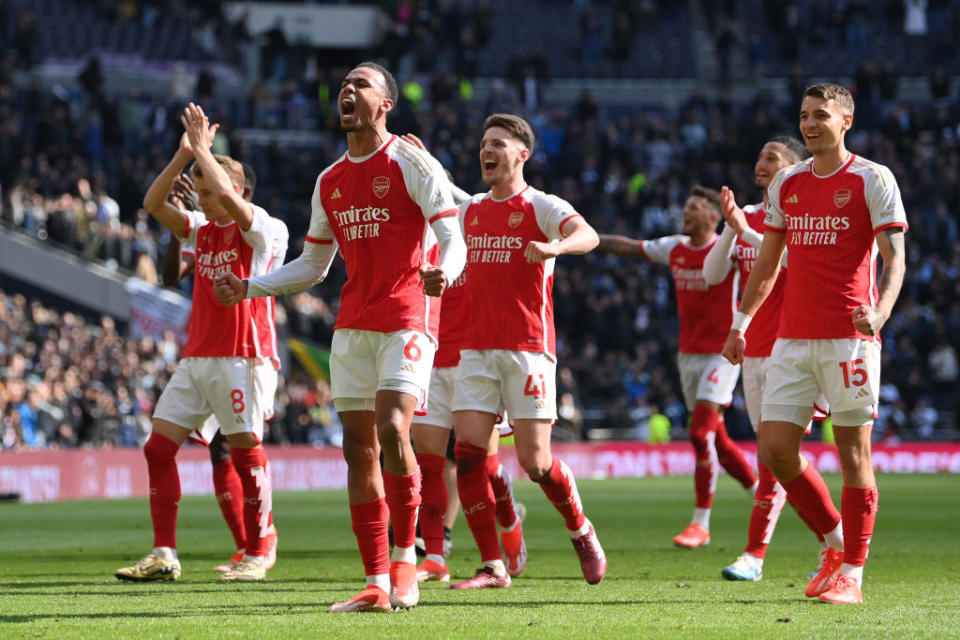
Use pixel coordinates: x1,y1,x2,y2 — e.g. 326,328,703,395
1,0,958,450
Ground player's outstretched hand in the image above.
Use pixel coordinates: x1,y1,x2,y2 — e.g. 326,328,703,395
401,133,427,151
419,264,448,297
721,330,746,365
719,186,748,235
524,240,559,264
181,102,219,152
214,273,247,306
852,305,883,337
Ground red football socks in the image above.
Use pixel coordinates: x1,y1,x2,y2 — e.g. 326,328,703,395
744,462,787,558
781,463,841,536
231,447,272,557
416,453,447,558
841,486,878,566
350,497,390,576
455,441,501,562
715,419,758,489
689,405,720,509
532,457,586,532
212,459,246,551
144,433,181,549
383,468,422,549
486,454,520,528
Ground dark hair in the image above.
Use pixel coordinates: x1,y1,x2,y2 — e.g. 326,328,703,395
482,113,535,152
769,136,810,163
804,82,855,115
242,162,257,195
353,61,398,104
690,185,721,213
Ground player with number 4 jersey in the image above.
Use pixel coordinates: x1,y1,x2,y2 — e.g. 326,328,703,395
214,62,466,612
704,137,829,583
449,114,606,590
723,83,908,605
598,186,758,550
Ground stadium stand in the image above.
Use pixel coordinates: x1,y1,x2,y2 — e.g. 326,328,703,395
1,0,958,449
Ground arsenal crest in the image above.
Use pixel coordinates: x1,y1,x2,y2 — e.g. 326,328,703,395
373,176,390,199
834,189,851,208
507,211,524,228
223,226,236,245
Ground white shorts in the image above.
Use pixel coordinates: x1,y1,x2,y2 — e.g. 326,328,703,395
154,357,277,442
415,366,458,429
762,338,880,428
742,356,826,434
677,353,740,411
453,349,557,421
330,328,436,413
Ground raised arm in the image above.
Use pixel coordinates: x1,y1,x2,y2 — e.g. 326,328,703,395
596,234,645,258
182,103,253,230
142,138,193,238
703,224,737,285
721,230,786,364
852,228,906,336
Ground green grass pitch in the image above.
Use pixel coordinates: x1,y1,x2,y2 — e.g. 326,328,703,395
1,474,957,639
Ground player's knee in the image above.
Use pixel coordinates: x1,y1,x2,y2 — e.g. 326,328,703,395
454,441,485,476
517,449,550,480
143,434,177,465
376,418,408,450
688,430,711,458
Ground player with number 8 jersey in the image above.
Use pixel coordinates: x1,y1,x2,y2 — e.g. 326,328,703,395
214,62,466,612
116,103,285,585
448,114,606,590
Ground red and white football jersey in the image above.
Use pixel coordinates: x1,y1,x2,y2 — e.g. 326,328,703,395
765,154,908,340
305,135,458,338
433,269,469,368
641,234,739,354
736,204,786,358
460,185,581,358
179,204,287,367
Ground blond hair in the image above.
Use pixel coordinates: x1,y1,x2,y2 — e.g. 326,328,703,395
191,154,245,189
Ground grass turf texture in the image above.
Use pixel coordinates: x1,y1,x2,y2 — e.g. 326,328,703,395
1,474,957,639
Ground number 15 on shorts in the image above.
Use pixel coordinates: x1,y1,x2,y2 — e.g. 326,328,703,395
839,359,867,388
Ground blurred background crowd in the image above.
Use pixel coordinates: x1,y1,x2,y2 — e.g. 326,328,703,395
1,0,958,449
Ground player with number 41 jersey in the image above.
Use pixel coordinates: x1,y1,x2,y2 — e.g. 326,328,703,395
448,113,606,591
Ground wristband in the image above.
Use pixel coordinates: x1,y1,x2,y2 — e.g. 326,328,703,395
730,311,752,333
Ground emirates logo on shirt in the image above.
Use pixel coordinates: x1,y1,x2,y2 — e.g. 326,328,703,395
373,176,390,199
507,211,524,228
834,189,852,208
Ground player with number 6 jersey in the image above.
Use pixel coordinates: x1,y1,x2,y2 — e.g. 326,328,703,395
722,83,908,605
214,62,466,612
449,113,606,590
597,186,758,551
116,103,285,585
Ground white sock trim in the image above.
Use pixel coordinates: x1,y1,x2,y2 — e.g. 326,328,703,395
839,563,863,584
570,518,592,539
153,546,178,560
425,553,445,566
367,573,390,591
391,545,416,565
692,507,711,530
824,522,844,551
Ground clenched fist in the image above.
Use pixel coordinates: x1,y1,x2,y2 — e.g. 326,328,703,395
214,272,247,306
